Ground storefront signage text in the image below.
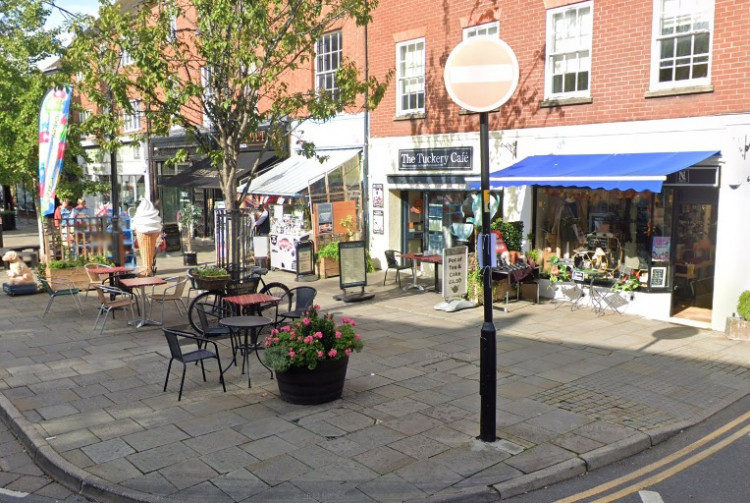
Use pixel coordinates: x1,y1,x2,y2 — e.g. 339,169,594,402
399,147,473,171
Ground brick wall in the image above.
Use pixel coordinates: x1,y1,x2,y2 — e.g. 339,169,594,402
369,0,750,138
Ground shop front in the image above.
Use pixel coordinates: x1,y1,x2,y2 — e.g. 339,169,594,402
386,147,480,255
240,149,362,273
474,151,721,324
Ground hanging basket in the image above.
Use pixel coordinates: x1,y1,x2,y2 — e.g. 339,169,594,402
275,357,349,405
193,275,230,292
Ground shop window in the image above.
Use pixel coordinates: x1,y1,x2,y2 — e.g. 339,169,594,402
650,0,713,91
396,38,425,115
545,2,592,99
534,187,656,273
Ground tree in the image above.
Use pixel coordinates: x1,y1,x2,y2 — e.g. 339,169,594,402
67,0,390,211
0,0,104,211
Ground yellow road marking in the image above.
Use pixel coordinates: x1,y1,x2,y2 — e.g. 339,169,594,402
556,409,750,503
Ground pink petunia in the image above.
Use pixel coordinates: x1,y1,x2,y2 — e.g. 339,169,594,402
341,317,351,324
355,334,361,340
345,348,352,356
335,331,342,339
304,335,313,344
270,329,279,336
289,350,296,358
328,349,337,357
314,304,321,311
314,331,323,339
317,351,324,358
303,318,311,326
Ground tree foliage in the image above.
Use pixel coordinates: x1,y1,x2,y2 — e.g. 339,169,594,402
0,0,102,207
67,0,390,210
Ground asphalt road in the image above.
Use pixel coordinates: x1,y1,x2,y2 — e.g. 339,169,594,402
505,394,750,503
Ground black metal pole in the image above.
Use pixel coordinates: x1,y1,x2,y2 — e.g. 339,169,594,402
479,111,496,442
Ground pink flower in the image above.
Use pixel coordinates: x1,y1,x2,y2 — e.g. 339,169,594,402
304,335,313,344
341,317,352,324
314,304,321,311
355,334,361,340
289,350,296,358
281,325,291,332
350,320,357,326
314,331,323,339
270,329,279,335
303,318,311,326
328,349,337,357
345,348,352,356
273,337,280,343
318,351,324,358
335,331,342,339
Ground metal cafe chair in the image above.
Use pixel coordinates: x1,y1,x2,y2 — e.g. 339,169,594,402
383,249,412,288
162,328,226,401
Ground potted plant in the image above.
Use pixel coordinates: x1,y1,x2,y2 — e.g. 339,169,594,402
189,265,230,291
178,203,202,266
726,290,750,340
40,255,112,290
263,305,364,404
317,241,340,278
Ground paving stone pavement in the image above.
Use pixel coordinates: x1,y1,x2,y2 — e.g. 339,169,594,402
1,219,750,502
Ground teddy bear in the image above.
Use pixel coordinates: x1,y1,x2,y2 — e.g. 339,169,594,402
2,251,35,285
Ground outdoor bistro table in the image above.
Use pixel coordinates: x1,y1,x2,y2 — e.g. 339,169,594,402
398,253,443,292
223,293,282,316
218,315,274,388
118,276,167,328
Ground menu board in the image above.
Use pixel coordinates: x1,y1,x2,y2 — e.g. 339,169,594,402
296,240,315,277
339,241,367,289
442,246,468,299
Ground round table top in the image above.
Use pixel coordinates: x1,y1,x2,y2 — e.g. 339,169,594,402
219,315,273,329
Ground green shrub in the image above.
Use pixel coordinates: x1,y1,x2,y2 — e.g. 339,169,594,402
491,219,524,251
193,265,229,277
737,291,750,321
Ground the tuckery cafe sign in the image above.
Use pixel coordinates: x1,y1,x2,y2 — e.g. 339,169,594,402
398,147,473,170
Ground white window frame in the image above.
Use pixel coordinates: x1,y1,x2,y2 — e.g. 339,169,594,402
396,38,425,116
316,30,342,101
649,0,714,91
201,66,213,128
78,109,91,124
123,100,141,133
121,49,133,67
463,21,499,40
132,143,141,160
545,2,592,100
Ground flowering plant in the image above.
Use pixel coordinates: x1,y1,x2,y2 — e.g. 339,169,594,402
263,305,363,372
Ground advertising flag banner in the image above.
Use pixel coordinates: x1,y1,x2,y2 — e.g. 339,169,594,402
38,87,73,216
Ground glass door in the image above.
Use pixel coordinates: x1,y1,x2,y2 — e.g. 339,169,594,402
402,191,424,253
670,187,718,321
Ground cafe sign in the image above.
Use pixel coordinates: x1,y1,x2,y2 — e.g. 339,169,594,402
399,147,472,171
442,246,468,300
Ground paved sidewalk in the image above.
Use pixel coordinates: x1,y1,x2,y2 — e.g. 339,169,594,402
1,220,749,502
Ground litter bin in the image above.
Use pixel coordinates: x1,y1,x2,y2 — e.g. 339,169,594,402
163,223,181,252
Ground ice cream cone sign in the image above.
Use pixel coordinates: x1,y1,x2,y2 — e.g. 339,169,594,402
132,199,163,276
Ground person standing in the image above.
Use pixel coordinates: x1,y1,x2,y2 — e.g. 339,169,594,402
254,204,270,236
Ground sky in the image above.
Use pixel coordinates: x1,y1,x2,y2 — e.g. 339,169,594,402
38,0,100,68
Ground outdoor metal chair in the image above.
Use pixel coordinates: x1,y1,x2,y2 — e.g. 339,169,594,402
84,263,109,299
148,275,189,323
255,282,292,330
39,277,83,317
93,285,136,334
277,286,317,325
383,250,412,288
162,328,226,401
194,302,233,340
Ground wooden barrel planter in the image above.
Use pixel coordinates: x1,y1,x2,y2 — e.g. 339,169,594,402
275,357,349,405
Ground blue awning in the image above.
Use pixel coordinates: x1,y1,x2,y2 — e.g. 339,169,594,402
467,151,720,192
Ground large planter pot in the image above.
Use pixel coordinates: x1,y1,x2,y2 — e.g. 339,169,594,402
46,267,90,291
275,356,349,405
183,251,198,266
318,257,340,278
725,317,750,341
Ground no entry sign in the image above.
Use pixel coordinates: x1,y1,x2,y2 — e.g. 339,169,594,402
444,37,519,113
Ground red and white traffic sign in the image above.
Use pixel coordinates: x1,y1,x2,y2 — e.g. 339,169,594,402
444,37,519,113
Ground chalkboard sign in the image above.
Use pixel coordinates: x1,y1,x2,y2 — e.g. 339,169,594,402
442,246,467,300
339,241,367,289
296,240,316,279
